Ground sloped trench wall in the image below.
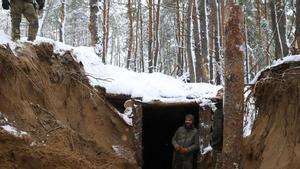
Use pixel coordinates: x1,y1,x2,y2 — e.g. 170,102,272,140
242,62,300,169
0,43,138,169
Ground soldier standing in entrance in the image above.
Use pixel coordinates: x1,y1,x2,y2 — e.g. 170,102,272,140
2,0,44,41
211,88,224,169
172,114,199,169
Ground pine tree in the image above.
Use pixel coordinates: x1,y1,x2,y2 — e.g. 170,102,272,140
222,5,244,169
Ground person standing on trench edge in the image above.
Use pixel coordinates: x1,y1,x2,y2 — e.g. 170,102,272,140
211,88,224,169
172,114,199,169
1,0,44,41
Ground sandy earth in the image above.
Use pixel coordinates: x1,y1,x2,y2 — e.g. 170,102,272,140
242,62,300,169
0,43,138,169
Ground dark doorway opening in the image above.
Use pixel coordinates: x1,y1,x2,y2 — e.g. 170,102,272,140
142,105,199,169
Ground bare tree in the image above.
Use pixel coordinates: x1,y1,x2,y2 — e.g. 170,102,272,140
102,0,110,64
59,0,66,42
208,0,221,84
176,0,183,73
216,0,222,85
192,0,203,82
223,5,244,169
147,0,153,73
127,0,133,69
89,0,101,54
139,0,145,72
198,0,209,82
37,0,49,36
270,0,289,59
134,0,140,72
186,0,195,82
153,0,161,71
208,0,215,84
294,0,300,52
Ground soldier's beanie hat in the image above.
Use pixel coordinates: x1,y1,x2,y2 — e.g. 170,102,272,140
185,114,194,121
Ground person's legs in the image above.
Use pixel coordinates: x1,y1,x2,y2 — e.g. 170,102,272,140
212,150,222,169
10,1,22,41
23,2,38,41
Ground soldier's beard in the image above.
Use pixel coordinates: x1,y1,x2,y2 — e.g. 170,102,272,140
184,123,193,129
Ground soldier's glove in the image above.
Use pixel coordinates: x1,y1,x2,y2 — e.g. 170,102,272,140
179,147,189,154
174,144,181,151
2,1,10,10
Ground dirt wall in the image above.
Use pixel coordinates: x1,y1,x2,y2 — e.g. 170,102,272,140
242,62,300,169
0,43,137,169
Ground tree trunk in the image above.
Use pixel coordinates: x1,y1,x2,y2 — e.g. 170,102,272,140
294,0,300,51
182,2,186,73
208,0,215,84
216,0,222,85
127,0,133,69
139,0,144,72
59,0,65,42
220,0,225,47
223,5,245,169
153,0,161,72
89,0,100,50
192,0,203,82
186,0,195,82
270,0,289,59
37,0,48,36
148,0,153,73
134,0,140,72
105,1,110,63
102,0,109,64
199,0,209,82
176,0,183,74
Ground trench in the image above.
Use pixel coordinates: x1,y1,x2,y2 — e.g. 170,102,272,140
142,105,199,169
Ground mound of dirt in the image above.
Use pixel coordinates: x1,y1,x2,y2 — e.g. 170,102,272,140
0,43,138,169
242,61,300,169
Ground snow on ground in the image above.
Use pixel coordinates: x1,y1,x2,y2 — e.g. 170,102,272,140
0,112,28,137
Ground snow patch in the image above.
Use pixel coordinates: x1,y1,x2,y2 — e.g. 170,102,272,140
0,112,29,137
112,144,135,163
201,145,213,155
243,89,257,137
0,125,28,137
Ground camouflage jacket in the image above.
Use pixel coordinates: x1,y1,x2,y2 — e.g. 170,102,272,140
172,126,199,169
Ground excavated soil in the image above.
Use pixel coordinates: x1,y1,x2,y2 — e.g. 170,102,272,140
242,61,300,169
0,43,138,169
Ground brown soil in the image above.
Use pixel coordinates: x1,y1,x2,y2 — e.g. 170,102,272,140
0,43,138,169
242,62,300,169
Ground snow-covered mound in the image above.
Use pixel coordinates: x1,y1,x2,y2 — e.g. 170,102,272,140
251,55,300,84
72,47,221,103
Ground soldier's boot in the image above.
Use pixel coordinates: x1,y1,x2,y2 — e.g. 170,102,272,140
213,150,222,169
23,2,38,41
214,154,222,169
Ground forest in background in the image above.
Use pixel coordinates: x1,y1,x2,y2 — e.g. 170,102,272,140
0,0,299,84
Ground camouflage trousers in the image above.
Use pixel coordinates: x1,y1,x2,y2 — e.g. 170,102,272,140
10,0,38,41
212,150,222,169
